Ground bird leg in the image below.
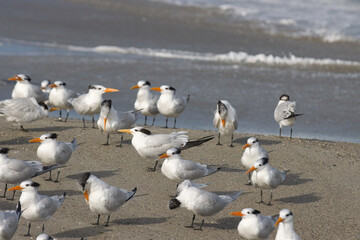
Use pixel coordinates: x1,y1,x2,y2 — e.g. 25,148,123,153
42,224,45,233
229,134,234,147
290,128,293,139
246,173,252,185
103,134,110,146
144,115,147,126
104,215,111,227
46,171,53,181
92,214,100,225
185,214,195,228
1,183,7,198
267,191,273,206
10,190,16,201
256,189,264,204
64,110,70,122
119,135,124,147
20,125,29,132
92,117,96,128
58,110,62,121
165,118,168,128
54,169,61,183
147,159,159,172
152,117,156,126
279,128,282,137
194,219,204,231
173,118,176,129
216,132,221,145
82,116,87,128
24,222,31,236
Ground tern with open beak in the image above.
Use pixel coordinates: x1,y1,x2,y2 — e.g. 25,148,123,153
169,180,242,231
247,158,286,205
151,85,189,128
118,127,213,171
78,172,137,227
29,133,78,182
274,94,303,138
275,209,301,240
0,202,21,240
230,208,276,240
70,85,119,128
8,74,47,103
8,181,66,236
213,100,238,147
131,80,159,126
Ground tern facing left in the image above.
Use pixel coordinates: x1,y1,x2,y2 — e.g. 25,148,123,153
119,127,213,171
159,148,220,183
8,74,47,103
275,209,301,240
8,181,66,236
213,100,238,147
247,158,286,205
169,180,242,230
97,99,139,146
230,208,276,240
151,85,190,128
30,133,78,182
71,85,119,128
274,94,303,138
78,172,137,226
0,202,21,240
49,81,78,122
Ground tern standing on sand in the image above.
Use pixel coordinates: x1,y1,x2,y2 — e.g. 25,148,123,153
8,181,66,236
275,209,301,240
8,74,47,103
230,208,276,240
274,94,303,138
213,100,238,147
151,85,189,128
48,81,77,122
169,180,242,231
71,85,119,128
131,80,159,126
78,172,137,226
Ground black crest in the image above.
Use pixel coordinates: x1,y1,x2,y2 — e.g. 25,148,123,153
279,94,290,101
253,209,261,214
60,82,66,86
30,182,40,188
0,148,9,154
217,100,227,114
89,85,97,90
144,81,151,86
139,128,152,135
260,158,269,165
169,86,176,92
24,75,31,81
101,99,112,109
38,102,49,110
78,172,91,190
168,198,181,210
174,148,181,155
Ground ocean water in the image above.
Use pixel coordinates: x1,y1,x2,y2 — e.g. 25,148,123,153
0,0,359,143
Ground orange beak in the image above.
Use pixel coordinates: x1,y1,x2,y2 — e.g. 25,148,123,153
131,85,140,89
7,185,24,191
158,153,170,159
104,118,107,131
29,138,43,143
230,211,245,216
8,76,22,81
150,87,162,92
49,83,57,88
246,166,257,174
221,118,226,127
275,217,284,226
118,129,133,134
83,190,89,202
242,143,251,150
49,107,59,112
104,88,119,93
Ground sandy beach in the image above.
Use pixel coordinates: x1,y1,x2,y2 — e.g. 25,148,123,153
0,117,359,239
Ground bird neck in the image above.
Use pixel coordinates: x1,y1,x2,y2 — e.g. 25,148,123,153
279,221,294,232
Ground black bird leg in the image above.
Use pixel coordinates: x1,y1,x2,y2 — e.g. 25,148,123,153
104,134,110,145
144,115,147,126
104,215,111,227
216,132,221,145
82,116,87,128
92,117,96,128
185,214,195,228
152,117,156,126
54,169,61,183
194,219,204,231
58,110,62,121
1,183,7,198
173,118,176,128
64,110,70,122
93,214,100,225
24,222,31,236
165,118,168,128
290,128,293,139
229,134,234,147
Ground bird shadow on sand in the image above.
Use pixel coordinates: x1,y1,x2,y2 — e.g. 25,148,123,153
217,164,245,173
0,136,29,145
113,217,169,225
66,169,120,180
53,225,110,238
199,217,239,230
38,189,82,197
212,191,251,196
275,193,321,204
233,137,281,146
24,126,76,132
282,172,313,186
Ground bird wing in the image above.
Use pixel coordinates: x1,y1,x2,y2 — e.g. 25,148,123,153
213,111,221,128
274,101,299,121
0,98,44,122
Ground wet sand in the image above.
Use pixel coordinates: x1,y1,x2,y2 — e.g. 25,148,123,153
0,117,359,239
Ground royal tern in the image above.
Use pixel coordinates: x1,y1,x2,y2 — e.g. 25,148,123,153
159,148,220,183
247,158,286,205
169,180,242,230
97,99,139,146
0,202,21,240
0,98,58,131
49,81,78,122
36,233,55,240
119,127,213,171
0,147,60,199
274,94,303,138
151,85,190,128
29,133,77,182
230,208,276,240
8,181,66,236
213,100,238,147
241,137,269,184
275,209,300,240
71,85,119,128
41,80,52,93
78,172,137,226
8,74,48,103
131,80,159,126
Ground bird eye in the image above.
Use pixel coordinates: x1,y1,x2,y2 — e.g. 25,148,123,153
98,88,101,90
135,129,138,132
286,213,290,217
165,88,168,90
252,141,256,143
172,152,175,155
247,212,249,214
26,184,29,186
259,164,262,166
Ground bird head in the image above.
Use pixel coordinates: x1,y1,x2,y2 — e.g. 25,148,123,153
151,85,175,94
131,80,151,89
230,208,261,217
29,133,57,143
118,127,151,135
88,85,119,94
246,158,269,174
279,94,290,101
49,80,66,88
8,180,40,192
158,148,181,159
242,137,259,150
275,209,294,226
8,74,31,83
